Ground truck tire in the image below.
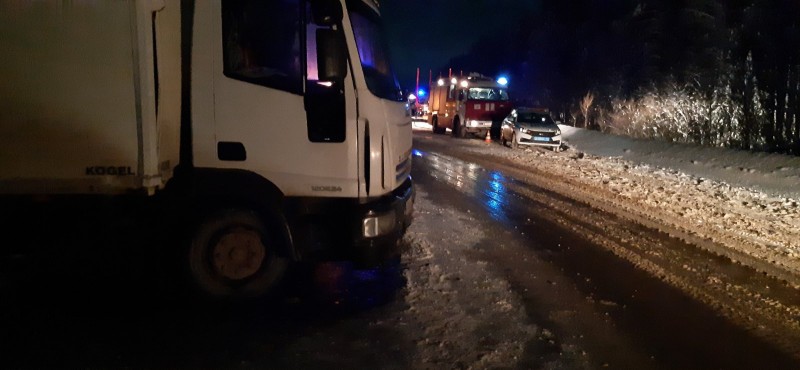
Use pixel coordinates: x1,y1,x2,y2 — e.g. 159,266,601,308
188,208,288,299
432,116,445,134
490,120,502,140
453,117,466,138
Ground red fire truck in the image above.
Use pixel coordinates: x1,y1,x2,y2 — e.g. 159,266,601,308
427,73,513,139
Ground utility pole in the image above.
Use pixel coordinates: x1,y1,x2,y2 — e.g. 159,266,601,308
415,67,420,98
428,69,432,91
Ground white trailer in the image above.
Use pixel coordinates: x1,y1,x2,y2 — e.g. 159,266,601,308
0,0,414,298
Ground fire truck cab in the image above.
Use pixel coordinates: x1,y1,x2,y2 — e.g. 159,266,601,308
427,73,513,139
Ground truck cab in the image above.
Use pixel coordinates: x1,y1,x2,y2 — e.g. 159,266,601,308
0,0,413,299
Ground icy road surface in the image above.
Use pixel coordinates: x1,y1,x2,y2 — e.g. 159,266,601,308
407,125,800,368
3,125,800,369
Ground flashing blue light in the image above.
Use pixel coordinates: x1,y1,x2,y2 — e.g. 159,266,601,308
497,76,509,86
412,149,424,157
417,89,426,97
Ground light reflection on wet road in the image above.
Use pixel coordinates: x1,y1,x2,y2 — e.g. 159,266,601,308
415,148,512,224
411,137,800,370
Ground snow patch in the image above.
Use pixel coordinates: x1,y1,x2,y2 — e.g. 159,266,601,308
400,189,536,369
425,127,800,284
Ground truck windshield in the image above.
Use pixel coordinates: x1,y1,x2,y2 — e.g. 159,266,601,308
347,1,403,101
468,87,509,101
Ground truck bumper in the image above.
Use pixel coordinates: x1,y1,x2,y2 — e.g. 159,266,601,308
465,119,493,135
285,178,414,267
352,177,414,266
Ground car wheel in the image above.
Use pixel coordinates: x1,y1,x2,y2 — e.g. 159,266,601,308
188,208,288,299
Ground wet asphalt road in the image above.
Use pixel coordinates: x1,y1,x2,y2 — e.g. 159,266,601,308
411,130,800,369
1,129,799,369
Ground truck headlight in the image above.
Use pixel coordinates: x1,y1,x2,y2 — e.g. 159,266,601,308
469,120,478,127
362,211,396,238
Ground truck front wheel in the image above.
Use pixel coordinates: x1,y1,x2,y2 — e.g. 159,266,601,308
453,117,466,138
432,116,445,134
188,208,287,299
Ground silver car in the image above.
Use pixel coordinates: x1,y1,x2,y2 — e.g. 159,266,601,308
500,108,563,152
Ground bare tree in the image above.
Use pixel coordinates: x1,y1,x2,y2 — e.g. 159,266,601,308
580,92,595,128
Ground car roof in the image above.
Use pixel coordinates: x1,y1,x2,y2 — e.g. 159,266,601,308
515,107,550,113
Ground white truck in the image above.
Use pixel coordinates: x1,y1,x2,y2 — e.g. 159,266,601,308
0,0,414,298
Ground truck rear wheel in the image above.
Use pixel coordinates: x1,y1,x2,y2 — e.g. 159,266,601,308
453,117,466,138
188,208,287,299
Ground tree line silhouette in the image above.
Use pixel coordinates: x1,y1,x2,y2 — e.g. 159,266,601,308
441,0,800,154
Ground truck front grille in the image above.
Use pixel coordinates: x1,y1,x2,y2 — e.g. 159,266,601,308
395,156,411,183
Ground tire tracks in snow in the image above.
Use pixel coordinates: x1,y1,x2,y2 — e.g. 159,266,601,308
414,134,800,359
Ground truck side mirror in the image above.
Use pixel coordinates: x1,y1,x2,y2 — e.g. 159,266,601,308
317,29,347,82
310,0,343,26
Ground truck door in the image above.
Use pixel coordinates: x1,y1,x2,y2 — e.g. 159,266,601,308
198,0,359,197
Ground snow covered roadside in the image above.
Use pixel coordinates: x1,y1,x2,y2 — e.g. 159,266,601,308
399,188,540,369
557,126,800,281
559,125,800,199
434,125,800,286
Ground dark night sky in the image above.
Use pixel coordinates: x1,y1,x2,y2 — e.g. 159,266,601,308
380,0,540,90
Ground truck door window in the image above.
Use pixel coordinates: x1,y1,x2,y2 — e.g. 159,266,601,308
221,0,302,94
346,0,403,101
304,2,346,142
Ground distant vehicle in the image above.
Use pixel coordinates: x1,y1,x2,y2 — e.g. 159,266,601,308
419,103,430,119
407,95,428,119
427,73,513,139
501,108,563,152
